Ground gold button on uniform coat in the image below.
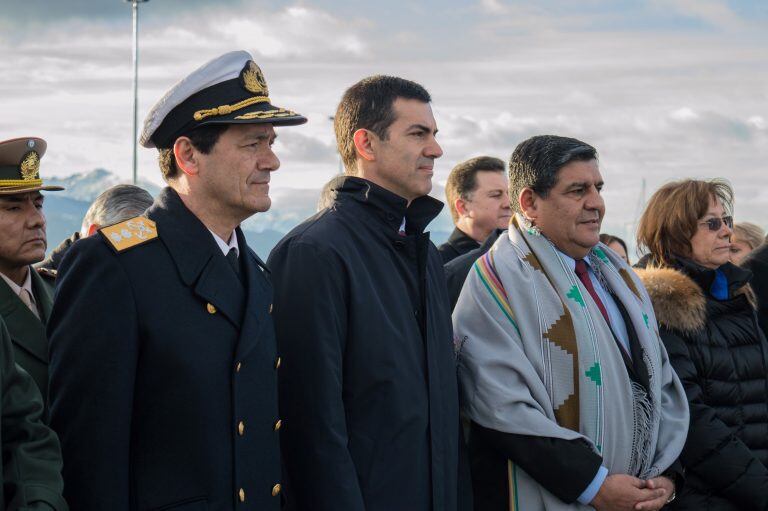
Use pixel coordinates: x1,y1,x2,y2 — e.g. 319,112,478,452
271,484,281,497
206,303,217,314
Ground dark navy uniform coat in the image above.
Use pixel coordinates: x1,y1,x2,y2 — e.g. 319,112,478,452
47,188,282,511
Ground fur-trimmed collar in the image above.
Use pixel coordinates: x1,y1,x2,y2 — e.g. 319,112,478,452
635,267,707,333
635,266,756,334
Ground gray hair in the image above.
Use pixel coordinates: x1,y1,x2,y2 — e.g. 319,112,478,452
82,184,154,231
317,175,347,212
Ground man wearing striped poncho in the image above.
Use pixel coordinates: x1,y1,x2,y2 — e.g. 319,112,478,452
454,135,689,511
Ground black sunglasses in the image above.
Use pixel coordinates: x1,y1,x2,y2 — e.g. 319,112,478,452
699,215,733,232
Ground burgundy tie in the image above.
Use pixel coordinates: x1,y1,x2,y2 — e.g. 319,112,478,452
574,259,610,327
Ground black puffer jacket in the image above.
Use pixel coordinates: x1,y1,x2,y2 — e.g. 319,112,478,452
636,256,768,510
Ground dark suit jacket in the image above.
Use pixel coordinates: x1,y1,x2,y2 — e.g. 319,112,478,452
438,227,480,264
48,188,282,511
0,267,54,400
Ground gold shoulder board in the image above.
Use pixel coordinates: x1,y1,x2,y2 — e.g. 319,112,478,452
99,216,158,253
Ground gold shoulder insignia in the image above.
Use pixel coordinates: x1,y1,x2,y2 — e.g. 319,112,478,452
99,216,158,253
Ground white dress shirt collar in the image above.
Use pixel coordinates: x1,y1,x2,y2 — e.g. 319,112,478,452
208,229,239,257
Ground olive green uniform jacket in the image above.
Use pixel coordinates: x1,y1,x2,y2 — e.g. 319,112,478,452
0,268,53,401
0,318,66,510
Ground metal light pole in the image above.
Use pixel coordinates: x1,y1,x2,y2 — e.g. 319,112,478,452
126,0,149,184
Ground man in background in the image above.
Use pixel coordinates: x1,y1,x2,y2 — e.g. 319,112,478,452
439,156,510,263
38,184,154,273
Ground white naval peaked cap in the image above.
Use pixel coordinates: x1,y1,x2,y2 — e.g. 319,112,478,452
140,50,306,149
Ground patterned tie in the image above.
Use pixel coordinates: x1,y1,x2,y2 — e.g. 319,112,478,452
574,259,610,327
226,248,240,276
18,288,40,319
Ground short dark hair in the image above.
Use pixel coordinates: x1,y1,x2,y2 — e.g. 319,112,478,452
158,124,229,182
334,75,431,174
508,135,598,214
445,156,506,222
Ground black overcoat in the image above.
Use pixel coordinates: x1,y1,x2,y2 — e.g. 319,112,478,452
637,256,768,510
268,177,465,511
47,188,282,511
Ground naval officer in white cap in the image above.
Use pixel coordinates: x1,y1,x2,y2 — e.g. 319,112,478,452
47,51,306,511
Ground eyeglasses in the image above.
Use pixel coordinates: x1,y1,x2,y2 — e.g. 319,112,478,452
699,215,733,232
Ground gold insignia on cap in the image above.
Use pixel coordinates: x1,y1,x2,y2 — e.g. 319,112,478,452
20,151,40,181
99,216,158,253
241,61,269,96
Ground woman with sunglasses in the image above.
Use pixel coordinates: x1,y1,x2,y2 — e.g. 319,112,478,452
634,179,768,510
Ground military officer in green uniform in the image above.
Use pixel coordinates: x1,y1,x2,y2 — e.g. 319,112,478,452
0,315,66,510
48,51,306,510
0,137,63,401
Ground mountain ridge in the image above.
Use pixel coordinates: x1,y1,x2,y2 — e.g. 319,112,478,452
42,169,454,257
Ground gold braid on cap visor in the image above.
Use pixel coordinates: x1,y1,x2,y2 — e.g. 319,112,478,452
0,178,43,186
193,96,272,121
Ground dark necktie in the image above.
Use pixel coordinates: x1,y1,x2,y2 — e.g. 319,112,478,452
226,247,240,276
574,259,610,327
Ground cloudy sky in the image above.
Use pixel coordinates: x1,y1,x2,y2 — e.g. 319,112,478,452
1,0,766,241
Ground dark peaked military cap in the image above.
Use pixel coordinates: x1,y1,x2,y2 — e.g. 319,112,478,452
140,50,307,149
0,137,63,195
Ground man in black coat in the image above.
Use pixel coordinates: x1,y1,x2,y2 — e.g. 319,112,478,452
47,51,306,511
269,76,468,511
438,157,510,263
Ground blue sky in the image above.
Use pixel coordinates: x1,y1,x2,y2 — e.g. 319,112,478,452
1,0,766,242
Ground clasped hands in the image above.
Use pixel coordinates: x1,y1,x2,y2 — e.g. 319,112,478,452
591,474,675,511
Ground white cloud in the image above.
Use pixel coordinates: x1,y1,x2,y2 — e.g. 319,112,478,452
1,0,767,235
669,108,699,122
221,6,368,58
651,0,745,30
479,0,507,14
